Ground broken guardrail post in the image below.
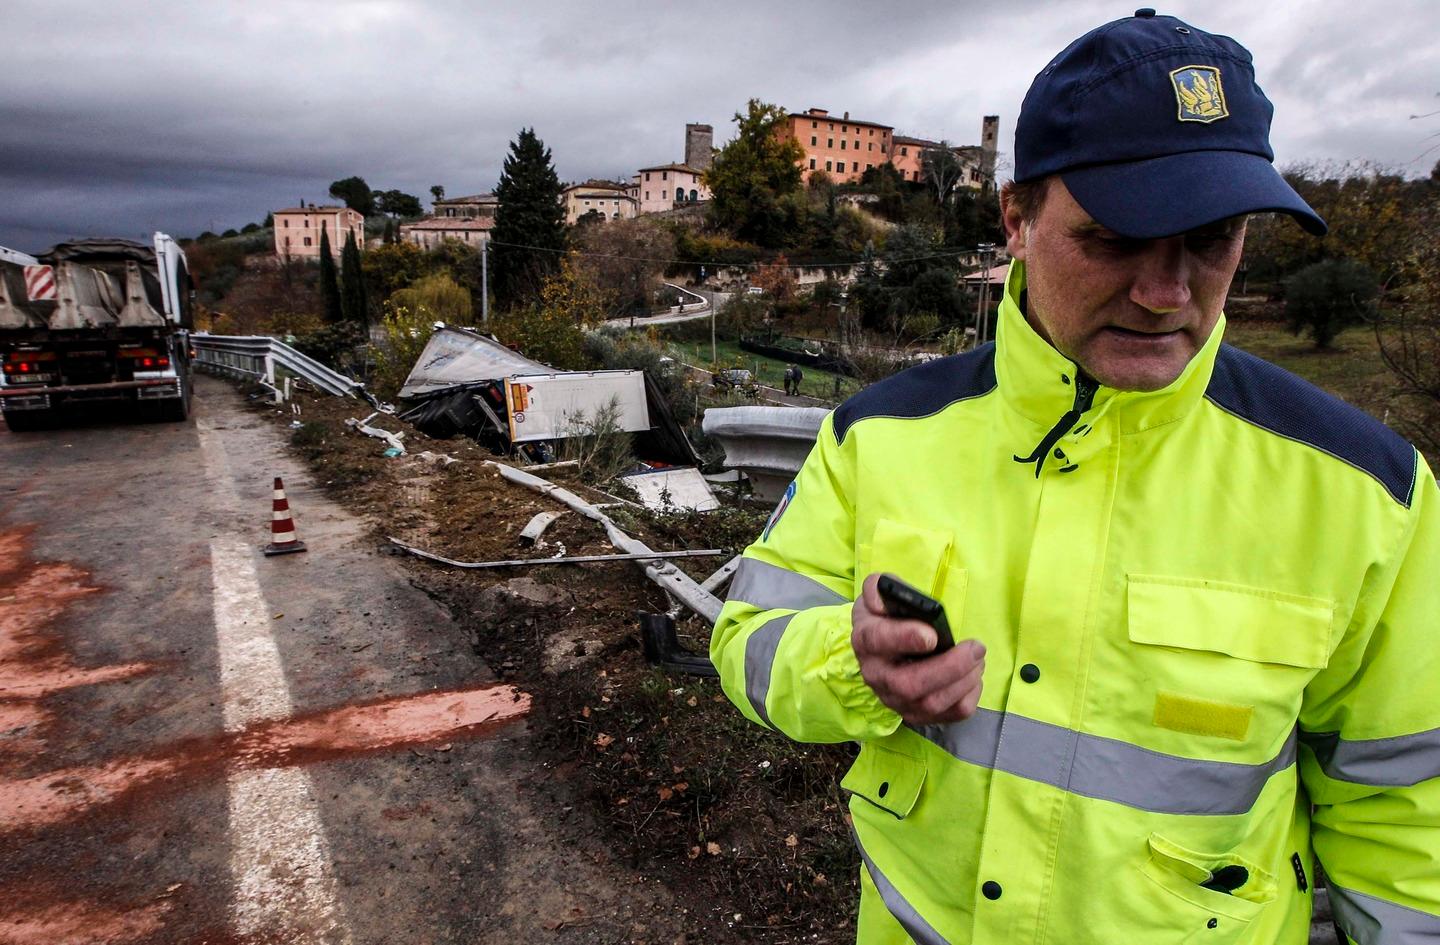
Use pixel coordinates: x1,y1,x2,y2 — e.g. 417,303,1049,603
638,612,717,678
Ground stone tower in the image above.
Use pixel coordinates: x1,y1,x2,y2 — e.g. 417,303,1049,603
980,115,999,188
685,123,714,171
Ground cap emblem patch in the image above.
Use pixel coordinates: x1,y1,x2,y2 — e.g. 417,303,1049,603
1170,65,1228,123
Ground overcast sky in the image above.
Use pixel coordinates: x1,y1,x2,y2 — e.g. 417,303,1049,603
2,0,1437,251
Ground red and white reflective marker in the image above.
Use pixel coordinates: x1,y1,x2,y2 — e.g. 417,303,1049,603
263,476,307,556
23,265,55,301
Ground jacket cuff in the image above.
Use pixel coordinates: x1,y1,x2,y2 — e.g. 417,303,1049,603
815,608,903,737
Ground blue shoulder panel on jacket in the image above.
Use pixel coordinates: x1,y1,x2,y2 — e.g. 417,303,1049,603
1206,343,1417,507
833,343,997,445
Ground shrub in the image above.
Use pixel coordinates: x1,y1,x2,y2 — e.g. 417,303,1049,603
559,397,634,482
390,272,472,324
370,302,437,398
1284,258,1380,349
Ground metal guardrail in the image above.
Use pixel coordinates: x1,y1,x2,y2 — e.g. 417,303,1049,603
701,405,829,502
191,334,366,400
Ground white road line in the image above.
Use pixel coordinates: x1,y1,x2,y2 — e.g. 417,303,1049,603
200,421,353,945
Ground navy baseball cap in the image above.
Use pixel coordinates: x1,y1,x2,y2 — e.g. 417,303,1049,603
1014,9,1326,238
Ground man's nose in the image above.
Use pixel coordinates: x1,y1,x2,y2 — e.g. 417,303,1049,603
1129,237,1191,314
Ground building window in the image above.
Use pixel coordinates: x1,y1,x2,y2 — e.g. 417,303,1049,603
303,237,312,247
810,135,816,146
881,143,887,154
828,123,833,130
304,218,310,228
811,120,817,128
662,171,668,180
645,191,650,200
843,124,848,133
284,236,291,247
836,161,845,173
645,172,651,181
901,147,908,156
855,140,860,149
867,163,874,170
809,158,816,169
825,160,832,171
840,140,846,149
690,189,697,201
869,129,874,136
827,138,833,148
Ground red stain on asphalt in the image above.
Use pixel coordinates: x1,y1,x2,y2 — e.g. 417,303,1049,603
0,684,530,834
0,889,172,945
0,526,153,754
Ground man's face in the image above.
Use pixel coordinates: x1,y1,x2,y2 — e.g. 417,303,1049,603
1002,179,1247,392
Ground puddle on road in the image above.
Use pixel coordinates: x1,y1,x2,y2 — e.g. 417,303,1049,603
0,684,531,833
0,526,153,756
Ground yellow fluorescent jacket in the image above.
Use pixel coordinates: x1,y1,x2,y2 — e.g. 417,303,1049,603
711,261,1440,945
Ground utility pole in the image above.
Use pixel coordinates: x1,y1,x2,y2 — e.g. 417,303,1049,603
481,239,490,325
974,243,996,345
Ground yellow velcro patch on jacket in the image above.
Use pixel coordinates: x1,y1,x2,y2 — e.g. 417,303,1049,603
1153,691,1253,741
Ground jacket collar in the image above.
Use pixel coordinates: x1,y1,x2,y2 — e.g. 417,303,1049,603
994,259,1225,438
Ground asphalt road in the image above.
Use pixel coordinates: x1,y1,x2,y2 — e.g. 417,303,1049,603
0,376,685,945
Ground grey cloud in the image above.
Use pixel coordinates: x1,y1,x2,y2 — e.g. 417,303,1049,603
2,1,1437,250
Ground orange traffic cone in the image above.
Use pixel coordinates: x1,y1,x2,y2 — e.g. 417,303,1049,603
264,476,307,556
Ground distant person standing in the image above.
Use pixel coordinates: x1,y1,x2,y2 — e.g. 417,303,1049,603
791,364,804,397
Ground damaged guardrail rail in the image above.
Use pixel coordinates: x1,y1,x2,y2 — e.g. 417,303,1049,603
485,460,726,625
191,333,371,402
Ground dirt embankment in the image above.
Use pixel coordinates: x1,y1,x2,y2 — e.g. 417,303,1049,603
262,386,862,944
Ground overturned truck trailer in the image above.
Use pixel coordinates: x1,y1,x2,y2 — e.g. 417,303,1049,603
397,325,698,465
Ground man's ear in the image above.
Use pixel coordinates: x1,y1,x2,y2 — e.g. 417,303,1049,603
1000,186,1029,261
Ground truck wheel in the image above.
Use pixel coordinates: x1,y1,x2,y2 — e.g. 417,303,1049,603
153,375,192,423
2,410,54,432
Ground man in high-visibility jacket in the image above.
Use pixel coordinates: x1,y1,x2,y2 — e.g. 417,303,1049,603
711,10,1439,945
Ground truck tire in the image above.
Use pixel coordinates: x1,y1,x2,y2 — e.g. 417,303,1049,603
153,374,192,423
2,409,55,432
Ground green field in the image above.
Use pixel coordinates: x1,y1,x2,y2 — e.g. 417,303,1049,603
668,337,864,400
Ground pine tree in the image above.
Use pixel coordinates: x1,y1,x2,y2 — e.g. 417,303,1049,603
318,224,343,323
340,229,368,326
491,128,566,308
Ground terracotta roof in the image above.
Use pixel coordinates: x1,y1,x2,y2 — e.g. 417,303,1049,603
564,180,631,194
789,111,893,131
401,217,495,231
434,193,498,205
274,205,356,214
893,135,981,155
636,162,707,174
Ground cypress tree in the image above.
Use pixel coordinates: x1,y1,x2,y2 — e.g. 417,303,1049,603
340,229,368,326
382,219,395,245
491,128,566,308
318,224,343,323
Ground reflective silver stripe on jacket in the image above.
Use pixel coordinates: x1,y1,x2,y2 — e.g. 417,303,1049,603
852,826,953,945
913,709,1297,816
727,557,848,613
743,614,793,727
1300,727,1440,788
1328,883,1440,944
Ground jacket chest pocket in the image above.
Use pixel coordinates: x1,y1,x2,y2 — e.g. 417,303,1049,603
855,518,968,627
1125,575,1334,744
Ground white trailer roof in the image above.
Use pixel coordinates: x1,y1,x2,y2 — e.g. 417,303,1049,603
398,325,552,399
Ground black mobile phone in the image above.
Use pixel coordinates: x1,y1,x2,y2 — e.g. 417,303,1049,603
876,574,954,655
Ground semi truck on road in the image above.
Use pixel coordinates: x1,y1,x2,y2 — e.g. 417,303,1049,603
0,233,193,431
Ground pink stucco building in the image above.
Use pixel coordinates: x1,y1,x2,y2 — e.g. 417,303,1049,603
272,206,364,260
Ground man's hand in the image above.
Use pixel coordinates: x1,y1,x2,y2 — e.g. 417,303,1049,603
852,573,985,726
